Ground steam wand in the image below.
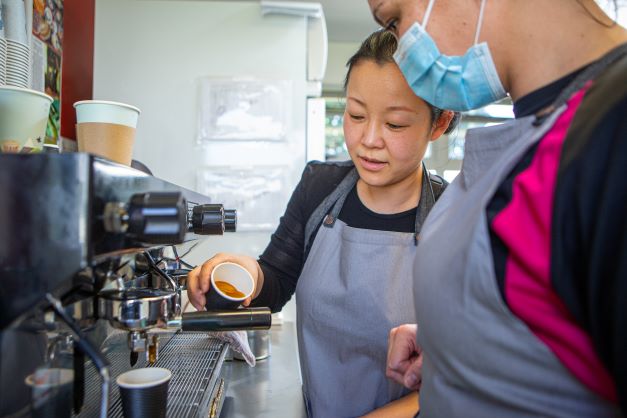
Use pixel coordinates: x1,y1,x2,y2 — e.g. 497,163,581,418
46,294,110,418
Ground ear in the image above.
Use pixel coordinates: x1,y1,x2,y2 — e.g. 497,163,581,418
429,111,455,141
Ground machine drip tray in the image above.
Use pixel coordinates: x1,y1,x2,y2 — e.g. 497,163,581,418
77,331,228,417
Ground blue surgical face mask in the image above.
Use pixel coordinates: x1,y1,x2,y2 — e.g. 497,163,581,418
393,0,506,111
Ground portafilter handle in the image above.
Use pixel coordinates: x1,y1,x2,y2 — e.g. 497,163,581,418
167,307,271,332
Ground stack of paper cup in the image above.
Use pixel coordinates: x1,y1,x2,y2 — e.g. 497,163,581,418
2,0,28,44
2,0,30,88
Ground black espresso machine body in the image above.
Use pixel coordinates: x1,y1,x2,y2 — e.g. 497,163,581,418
0,154,269,417
0,153,215,328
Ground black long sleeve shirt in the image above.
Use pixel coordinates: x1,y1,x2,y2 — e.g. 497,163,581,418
251,161,446,312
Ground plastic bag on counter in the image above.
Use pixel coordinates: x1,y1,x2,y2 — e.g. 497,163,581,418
210,331,255,367
181,295,256,366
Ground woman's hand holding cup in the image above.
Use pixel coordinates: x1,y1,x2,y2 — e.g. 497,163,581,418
187,253,263,311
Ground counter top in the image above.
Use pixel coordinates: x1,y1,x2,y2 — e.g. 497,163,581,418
221,321,307,418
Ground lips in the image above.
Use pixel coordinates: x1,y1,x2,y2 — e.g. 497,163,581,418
358,155,387,171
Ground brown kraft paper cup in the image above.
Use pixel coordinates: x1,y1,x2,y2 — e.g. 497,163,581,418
76,122,136,166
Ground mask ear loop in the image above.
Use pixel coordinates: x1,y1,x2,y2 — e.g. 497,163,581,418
474,0,487,45
424,0,486,45
422,0,437,29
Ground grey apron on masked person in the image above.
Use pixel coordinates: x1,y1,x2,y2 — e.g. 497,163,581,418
411,46,627,418
296,165,438,418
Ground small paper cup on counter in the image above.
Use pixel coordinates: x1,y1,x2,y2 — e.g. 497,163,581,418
74,100,141,166
205,262,254,310
25,368,74,418
116,367,171,418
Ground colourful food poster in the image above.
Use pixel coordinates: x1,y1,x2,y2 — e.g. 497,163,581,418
32,0,63,144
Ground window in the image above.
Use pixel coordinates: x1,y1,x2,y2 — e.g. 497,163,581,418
325,96,348,161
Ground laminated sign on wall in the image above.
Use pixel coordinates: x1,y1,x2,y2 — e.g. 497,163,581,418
31,0,64,144
197,78,291,142
197,165,289,232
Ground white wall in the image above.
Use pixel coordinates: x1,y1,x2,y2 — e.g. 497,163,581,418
323,41,360,93
94,0,310,322
94,0,307,189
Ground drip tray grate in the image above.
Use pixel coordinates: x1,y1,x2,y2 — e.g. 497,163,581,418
76,331,227,418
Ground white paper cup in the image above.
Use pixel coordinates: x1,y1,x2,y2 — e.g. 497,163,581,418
0,86,52,153
206,262,255,310
74,100,141,165
25,368,74,418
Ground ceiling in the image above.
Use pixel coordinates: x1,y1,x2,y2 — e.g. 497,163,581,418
274,0,381,42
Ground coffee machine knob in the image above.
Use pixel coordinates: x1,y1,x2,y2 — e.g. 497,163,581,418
127,192,187,244
224,209,237,232
191,204,225,235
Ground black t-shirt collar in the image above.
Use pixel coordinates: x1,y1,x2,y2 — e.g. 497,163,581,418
513,65,590,118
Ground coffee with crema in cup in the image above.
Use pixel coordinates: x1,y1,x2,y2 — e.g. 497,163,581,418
74,100,141,166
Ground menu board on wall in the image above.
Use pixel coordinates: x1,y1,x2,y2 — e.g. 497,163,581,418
31,0,63,145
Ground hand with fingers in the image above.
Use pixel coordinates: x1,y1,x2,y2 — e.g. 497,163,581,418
386,324,423,391
186,253,264,311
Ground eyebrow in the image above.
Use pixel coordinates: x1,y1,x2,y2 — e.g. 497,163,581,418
347,98,415,113
386,105,416,113
372,2,385,27
347,97,366,106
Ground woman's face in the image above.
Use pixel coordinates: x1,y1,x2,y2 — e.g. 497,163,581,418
343,60,436,188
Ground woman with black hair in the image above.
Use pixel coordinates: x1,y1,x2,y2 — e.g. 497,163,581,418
188,30,459,418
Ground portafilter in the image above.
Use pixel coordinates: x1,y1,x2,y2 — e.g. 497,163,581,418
97,284,271,365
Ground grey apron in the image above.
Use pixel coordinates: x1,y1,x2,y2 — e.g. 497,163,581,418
413,47,627,417
296,167,436,418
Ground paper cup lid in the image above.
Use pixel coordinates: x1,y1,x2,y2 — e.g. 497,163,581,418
116,367,171,389
0,85,53,103
25,368,74,387
74,100,141,128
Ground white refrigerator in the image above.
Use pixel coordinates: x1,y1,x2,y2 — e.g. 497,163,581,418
93,0,328,321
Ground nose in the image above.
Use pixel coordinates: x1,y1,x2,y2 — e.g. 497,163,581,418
362,120,385,148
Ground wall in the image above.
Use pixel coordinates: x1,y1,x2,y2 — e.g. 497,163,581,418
60,0,95,140
323,41,360,93
93,0,310,322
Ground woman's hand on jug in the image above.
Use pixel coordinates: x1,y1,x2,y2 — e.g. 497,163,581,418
187,253,263,311
386,324,423,391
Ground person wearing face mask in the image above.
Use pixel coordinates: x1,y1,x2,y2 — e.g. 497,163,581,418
187,30,459,418
367,0,627,416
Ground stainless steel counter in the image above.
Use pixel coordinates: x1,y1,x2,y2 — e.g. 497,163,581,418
221,321,307,418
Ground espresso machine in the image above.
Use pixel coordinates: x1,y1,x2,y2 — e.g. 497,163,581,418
0,153,271,417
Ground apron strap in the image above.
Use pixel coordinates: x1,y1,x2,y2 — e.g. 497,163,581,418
304,163,441,254
415,164,437,243
326,171,359,224
304,168,359,254
534,42,627,125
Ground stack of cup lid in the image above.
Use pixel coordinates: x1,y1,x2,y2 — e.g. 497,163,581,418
5,39,29,88
0,38,6,86
0,0,5,86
